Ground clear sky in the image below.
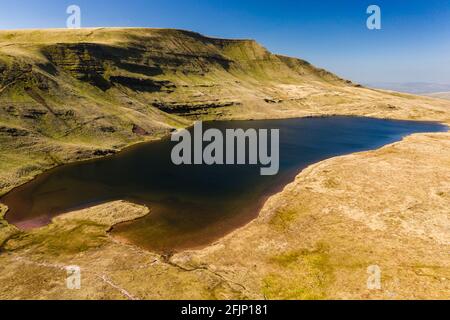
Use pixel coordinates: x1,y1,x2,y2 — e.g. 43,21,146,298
1,0,449,84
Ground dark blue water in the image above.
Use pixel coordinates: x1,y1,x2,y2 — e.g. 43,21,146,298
1,117,446,252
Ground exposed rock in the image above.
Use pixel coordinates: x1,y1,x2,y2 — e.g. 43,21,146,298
93,149,116,156
0,126,29,137
264,98,283,104
152,101,241,116
132,124,149,136
21,108,48,119
100,126,116,133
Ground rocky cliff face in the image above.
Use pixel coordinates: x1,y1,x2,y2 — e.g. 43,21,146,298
0,28,350,119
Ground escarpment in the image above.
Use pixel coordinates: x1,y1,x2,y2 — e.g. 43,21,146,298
0,28,354,130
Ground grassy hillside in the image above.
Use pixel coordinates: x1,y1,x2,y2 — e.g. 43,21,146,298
0,27,449,196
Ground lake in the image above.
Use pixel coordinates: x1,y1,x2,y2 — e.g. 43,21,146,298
1,117,447,253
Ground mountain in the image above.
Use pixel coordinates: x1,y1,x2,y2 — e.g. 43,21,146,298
0,28,449,195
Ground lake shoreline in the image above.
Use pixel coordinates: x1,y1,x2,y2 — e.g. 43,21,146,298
2,116,447,254
1,113,447,200
1,124,449,300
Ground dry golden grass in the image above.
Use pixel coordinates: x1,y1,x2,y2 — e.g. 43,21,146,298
1,132,449,300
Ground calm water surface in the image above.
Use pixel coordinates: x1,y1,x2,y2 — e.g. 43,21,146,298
1,117,446,252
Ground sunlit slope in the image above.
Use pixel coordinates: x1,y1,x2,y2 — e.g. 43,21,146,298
0,28,449,195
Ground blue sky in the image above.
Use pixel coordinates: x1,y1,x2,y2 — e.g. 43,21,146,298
1,0,449,84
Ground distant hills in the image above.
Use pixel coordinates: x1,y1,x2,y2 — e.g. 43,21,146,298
366,82,450,96
426,91,450,100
